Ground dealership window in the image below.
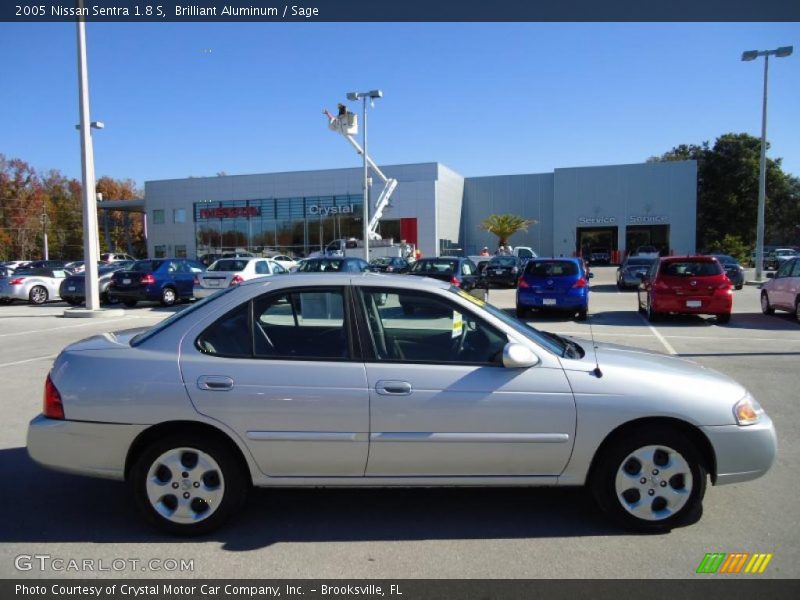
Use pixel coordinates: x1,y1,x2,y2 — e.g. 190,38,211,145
154,245,166,258
174,208,186,224
152,209,165,225
175,245,187,258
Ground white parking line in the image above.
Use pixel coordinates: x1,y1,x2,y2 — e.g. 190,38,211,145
638,316,678,355
0,316,158,338
0,354,58,368
552,331,800,343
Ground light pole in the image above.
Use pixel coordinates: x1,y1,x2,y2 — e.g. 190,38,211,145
741,45,793,281
75,1,104,313
346,90,383,261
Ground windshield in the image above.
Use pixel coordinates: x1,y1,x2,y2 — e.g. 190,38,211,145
131,286,237,346
710,255,736,265
626,258,655,267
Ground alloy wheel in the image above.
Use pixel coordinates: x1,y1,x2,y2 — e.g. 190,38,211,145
615,444,693,521
29,286,47,305
145,447,225,525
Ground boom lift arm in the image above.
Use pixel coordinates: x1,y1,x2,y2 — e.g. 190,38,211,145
324,108,397,240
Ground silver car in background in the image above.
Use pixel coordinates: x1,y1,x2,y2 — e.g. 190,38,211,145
27,273,776,535
194,257,288,299
616,256,658,290
0,267,68,305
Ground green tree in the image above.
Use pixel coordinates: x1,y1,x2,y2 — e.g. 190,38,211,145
649,133,800,251
480,213,537,249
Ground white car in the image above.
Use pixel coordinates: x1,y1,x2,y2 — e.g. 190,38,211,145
194,257,287,298
270,254,298,271
0,267,67,305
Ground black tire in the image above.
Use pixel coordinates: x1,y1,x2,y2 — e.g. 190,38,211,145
646,300,661,322
716,313,731,324
576,308,588,321
735,284,743,291
516,306,528,319
795,298,800,324
0,298,11,305
130,434,249,536
101,292,119,306
590,427,707,533
760,292,774,315
29,285,48,305
122,299,138,308
64,298,82,306
160,286,178,307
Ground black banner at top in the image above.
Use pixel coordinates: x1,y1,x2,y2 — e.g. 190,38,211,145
3,0,800,22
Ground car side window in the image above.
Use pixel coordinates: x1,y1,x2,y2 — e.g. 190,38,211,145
252,288,349,360
271,262,286,274
359,288,507,365
462,262,474,276
196,302,251,358
254,261,269,275
776,260,793,278
791,260,800,278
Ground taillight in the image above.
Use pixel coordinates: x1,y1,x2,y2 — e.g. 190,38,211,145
386,266,394,272
9,277,24,285
230,274,244,286
715,282,733,295
450,276,461,287
193,275,200,286
140,274,155,285
43,374,64,420
572,278,588,288
518,278,530,288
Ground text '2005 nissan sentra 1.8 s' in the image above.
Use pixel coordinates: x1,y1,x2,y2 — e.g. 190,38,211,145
27,273,776,535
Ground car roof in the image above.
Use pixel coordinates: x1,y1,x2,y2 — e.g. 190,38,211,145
660,255,716,262
237,271,448,291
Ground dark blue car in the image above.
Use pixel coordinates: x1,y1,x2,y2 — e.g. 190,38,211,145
108,258,205,307
516,258,592,320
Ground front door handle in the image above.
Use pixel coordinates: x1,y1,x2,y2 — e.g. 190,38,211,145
375,380,412,395
197,375,234,391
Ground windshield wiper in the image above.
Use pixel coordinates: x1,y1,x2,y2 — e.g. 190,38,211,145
541,331,581,359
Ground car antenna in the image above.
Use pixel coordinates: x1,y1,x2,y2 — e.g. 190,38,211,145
587,313,602,378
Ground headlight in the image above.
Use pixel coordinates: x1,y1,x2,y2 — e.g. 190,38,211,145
734,395,764,426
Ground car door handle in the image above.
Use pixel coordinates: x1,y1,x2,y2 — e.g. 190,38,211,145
375,380,412,395
197,376,234,391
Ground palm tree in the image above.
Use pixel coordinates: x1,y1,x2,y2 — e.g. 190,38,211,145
480,214,536,249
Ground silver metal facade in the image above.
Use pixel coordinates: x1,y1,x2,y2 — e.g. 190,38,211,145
144,160,697,259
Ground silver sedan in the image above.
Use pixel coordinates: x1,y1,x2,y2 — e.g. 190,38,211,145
27,273,776,535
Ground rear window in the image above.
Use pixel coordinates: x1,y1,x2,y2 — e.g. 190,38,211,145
209,259,249,272
525,261,579,277
626,258,655,267
489,257,517,266
297,259,344,272
660,261,722,277
410,259,458,274
131,260,163,273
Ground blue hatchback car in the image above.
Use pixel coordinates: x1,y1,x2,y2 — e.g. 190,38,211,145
516,258,592,320
108,258,205,307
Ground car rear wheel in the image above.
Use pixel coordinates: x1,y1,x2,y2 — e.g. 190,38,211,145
646,300,661,322
131,435,248,536
576,308,588,321
29,285,48,305
516,306,528,319
795,298,800,324
760,292,774,315
716,313,731,324
122,299,138,308
591,428,706,532
64,298,82,306
160,287,178,307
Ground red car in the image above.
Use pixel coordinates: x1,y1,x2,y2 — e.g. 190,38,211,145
637,256,733,323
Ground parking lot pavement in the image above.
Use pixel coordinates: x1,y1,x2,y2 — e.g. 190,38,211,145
0,270,798,579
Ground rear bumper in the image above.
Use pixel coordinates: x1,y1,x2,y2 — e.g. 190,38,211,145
652,294,732,315
27,414,147,481
193,286,225,299
487,273,518,286
702,416,777,485
517,289,588,310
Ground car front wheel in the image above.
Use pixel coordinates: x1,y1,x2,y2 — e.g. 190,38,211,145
591,428,707,532
131,435,248,535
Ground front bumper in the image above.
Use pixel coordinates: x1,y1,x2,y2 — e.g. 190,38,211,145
702,415,777,485
27,414,147,481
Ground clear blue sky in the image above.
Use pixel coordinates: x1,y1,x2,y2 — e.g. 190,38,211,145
1,22,798,190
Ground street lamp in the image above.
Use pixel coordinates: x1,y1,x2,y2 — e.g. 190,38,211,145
346,89,383,261
741,45,793,281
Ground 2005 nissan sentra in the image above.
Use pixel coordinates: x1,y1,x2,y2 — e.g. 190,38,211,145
27,273,776,535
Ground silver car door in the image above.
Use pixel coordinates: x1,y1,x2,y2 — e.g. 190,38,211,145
356,286,576,477
180,286,369,477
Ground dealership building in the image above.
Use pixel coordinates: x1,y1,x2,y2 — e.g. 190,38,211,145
141,159,697,261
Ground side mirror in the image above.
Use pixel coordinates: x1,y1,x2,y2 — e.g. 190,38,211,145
502,343,540,369
766,272,775,279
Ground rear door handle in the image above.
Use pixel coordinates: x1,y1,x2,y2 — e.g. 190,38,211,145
375,380,412,395
197,376,234,391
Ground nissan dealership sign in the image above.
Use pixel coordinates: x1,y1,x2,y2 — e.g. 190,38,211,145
199,206,260,219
